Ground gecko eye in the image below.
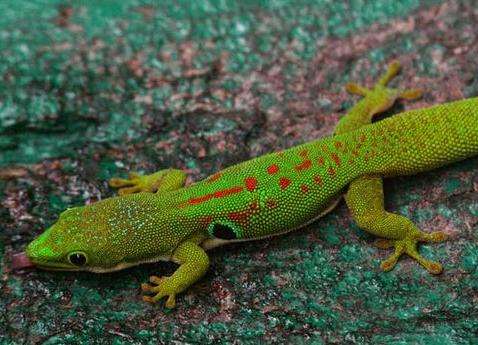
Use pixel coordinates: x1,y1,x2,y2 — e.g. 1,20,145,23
68,252,87,266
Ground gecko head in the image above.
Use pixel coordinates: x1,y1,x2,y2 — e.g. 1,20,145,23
26,202,120,272
25,194,173,273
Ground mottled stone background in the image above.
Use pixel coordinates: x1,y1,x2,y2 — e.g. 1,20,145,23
1,1,477,344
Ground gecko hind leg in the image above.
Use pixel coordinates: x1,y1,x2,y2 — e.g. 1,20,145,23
333,61,442,274
345,176,448,274
336,60,422,135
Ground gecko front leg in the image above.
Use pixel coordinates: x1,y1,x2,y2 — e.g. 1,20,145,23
109,168,186,195
141,239,210,308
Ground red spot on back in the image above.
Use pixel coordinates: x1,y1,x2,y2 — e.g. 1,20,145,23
328,167,336,177
295,159,312,172
331,153,341,166
300,184,309,193
360,134,366,142
314,175,323,185
227,201,260,225
244,177,258,191
317,157,325,166
352,149,359,157
267,164,279,175
250,201,259,210
228,211,249,224
279,177,292,190
334,141,343,149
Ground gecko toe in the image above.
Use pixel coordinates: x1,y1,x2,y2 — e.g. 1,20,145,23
165,294,177,309
109,177,134,188
377,234,445,275
399,88,423,100
420,231,448,243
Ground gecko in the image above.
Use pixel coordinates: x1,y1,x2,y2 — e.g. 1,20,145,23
14,62,478,308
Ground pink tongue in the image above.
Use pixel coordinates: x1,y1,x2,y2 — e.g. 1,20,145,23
11,252,35,270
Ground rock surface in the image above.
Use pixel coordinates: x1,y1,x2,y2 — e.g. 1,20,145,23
1,1,477,344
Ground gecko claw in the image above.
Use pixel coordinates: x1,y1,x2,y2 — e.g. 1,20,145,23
142,295,155,303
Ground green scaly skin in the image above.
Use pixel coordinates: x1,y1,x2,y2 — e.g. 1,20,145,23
25,63,478,308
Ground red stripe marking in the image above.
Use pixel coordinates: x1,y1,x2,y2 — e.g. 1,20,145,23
300,184,309,193
279,177,291,190
295,159,312,171
331,153,341,166
188,185,244,206
214,186,244,198
267,164,279,175
189,194,214,205
314,175,323,185
244,177,258,191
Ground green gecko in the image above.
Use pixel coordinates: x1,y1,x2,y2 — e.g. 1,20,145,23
19,62,478,308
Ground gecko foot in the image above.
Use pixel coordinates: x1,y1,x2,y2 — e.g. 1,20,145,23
375,231,448,274
141,275,177,308
345,60,423,108
109,169,186,195
109,172,145,195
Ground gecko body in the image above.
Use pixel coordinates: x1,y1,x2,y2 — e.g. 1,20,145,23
22,63,478,308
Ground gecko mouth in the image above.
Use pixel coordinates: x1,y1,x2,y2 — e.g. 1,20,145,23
11,252,80,271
